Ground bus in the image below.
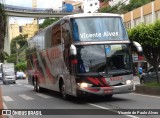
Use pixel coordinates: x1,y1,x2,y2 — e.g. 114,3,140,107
26,13,142,99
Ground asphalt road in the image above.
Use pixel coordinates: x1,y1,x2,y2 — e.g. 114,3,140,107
0,78,159,118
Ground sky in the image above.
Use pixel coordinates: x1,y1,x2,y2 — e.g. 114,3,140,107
1,0,63,25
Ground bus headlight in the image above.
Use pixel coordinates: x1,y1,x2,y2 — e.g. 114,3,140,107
78,82,93,88
126,80,132,85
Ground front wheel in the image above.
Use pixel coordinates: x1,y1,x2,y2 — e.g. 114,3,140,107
60,81,69,100
105,94,113,99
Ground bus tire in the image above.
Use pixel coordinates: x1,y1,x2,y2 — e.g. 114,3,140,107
105,94,113,99
60,80,69,99
34,78,42,92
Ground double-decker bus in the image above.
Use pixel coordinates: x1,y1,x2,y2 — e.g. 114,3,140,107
26,13,142,99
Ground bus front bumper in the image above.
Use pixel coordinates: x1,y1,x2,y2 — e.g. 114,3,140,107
77,84,134,96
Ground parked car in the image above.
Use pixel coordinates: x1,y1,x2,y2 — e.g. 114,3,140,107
16,71,26,79
140,66,160,84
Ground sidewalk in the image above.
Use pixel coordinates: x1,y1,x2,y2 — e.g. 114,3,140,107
0,86,5,118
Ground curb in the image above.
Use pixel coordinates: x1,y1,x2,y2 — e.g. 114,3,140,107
0,86,5,118
134,85,160,96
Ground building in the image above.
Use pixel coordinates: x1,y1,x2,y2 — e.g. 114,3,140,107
9,19,39,41
122,0,160,29
22,19,39,39
122,0,160,73
9,23,20,41
83,0,100,13
64,0,100,13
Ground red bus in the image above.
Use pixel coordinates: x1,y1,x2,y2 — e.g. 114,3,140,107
26,13,142,99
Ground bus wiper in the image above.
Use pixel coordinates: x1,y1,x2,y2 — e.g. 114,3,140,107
98,72,106,76
98,72,113,78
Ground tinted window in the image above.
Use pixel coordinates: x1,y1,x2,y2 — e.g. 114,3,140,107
71,17,128,41
76,44,132,74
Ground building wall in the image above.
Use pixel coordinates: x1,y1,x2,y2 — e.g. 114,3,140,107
9,19,38,41
9,23,20,41
123,0,160,29
22,19,38,39
83,0,99,13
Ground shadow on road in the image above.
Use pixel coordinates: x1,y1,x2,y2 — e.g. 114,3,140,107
37,88,131,104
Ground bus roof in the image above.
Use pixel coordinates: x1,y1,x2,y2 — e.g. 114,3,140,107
63,13,121,19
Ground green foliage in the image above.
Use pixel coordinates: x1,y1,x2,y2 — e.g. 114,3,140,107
6,54,16,64
145,82,160,88
39,18,59,29
0,2,7,62
11,34,28,54
15,61,27,72
128,20,160,83
0,51,9,62
100,0,154,14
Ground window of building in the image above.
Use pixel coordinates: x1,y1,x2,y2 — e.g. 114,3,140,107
95,2,97,5
134,17,141,27
156,10,160,20
124,21,131,29
144,14,152,24
90,4,92,6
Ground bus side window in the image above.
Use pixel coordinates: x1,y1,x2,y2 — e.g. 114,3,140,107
51,24,61,46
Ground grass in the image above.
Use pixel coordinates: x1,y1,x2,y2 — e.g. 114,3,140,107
144,82,160,88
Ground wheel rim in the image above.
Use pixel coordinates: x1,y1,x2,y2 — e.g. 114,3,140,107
61,84,66,98
34,80,37,91
37,82,40,91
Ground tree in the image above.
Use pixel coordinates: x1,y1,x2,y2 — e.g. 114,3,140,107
100,0,154,14
6,34,28,65
39,18,59,29
10,34,28,54
0,2,7,62
128,20,160,83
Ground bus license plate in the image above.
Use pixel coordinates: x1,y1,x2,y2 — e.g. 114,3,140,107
104,89,113,93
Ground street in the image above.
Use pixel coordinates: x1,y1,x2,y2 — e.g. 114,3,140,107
0,78,159,118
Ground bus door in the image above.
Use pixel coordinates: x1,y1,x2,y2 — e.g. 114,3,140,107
61,20,74,95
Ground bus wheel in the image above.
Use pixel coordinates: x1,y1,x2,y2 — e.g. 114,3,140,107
105,94,113,99
34,79,41,92
60,81,68,99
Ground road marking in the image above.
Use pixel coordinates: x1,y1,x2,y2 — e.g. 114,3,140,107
36,93,52,98
19,94,34,100
9,85,14,86
24,85,34,88
88,103,139,118
3,102,14,118
130,93,160,99
2,96,14,102
17,84,22,86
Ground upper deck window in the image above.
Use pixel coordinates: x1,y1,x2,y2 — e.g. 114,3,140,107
71,17,128,41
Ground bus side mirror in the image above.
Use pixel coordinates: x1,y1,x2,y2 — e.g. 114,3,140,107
132,41,143,53
70,44,77,64
70,44,77,55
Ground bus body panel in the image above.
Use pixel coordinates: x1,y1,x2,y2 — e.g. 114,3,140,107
26,13,138,97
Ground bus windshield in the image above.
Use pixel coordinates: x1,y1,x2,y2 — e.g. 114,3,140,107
71,17,128,41
76,44,132,74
